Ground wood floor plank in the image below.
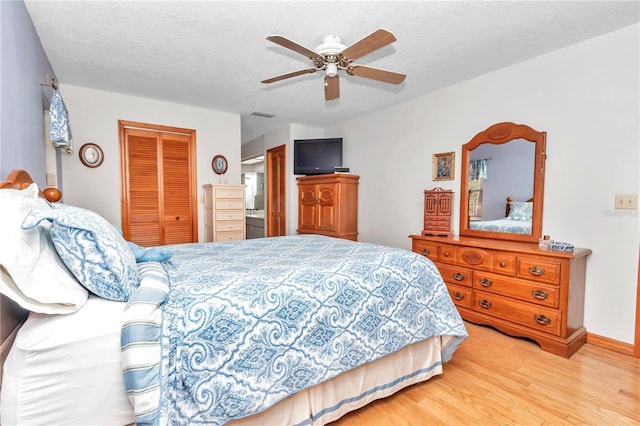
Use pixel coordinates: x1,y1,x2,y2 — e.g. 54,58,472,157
330,322,639,425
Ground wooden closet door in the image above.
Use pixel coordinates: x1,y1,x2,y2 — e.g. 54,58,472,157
161,133,194,244
120,121,197,246
123,128,162,246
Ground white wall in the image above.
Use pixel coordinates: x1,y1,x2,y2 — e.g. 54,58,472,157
58,85,240,242
340,25,639,344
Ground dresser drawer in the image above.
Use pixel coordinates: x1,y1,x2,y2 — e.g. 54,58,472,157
493,252,516,276
412,240,440,262
446,283,472,309
456,246,493,271
214,187,244,199
517,257,561,285
215,210,244,221
215,220,244,232
215,199,245,210
437,263,473,287
438,244,457,265
473,290,561,335
215,230,245,241
473,271,559,308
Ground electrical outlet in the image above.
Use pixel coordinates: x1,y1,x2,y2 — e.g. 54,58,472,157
200,195,205,205
614,194,638,210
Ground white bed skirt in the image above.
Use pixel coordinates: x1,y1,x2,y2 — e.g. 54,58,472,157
1,296,448,425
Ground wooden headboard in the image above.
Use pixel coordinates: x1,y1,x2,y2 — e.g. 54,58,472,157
0,170,59,387
505,196,534,218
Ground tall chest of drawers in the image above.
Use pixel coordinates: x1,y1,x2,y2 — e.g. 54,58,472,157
203,184,246,242
410,235,591,357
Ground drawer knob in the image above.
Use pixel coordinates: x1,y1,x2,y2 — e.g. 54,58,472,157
420,248,430,256
528,266,546,276
452,292,465,301
479,278,493,287
499,261,506,268
175,216,180,220
532,289,549,300
453,272,465,281
478,299,492,309
534,314,552,325
443,252,450,257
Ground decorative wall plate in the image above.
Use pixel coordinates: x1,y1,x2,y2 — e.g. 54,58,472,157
79,143,104,168
212,155,228,175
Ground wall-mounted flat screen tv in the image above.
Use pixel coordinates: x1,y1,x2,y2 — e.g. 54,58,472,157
293,137,343,175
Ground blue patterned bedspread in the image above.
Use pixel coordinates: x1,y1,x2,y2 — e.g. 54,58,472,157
121,235,467,425
469,218,532,234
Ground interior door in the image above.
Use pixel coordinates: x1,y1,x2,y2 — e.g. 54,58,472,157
266,144,286,237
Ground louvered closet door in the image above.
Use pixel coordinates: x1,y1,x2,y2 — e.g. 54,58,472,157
125,129,162,246
162,133,193,244
121,123,197,246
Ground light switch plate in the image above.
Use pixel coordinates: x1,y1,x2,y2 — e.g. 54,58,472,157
46,173,56,186
614,194,638,210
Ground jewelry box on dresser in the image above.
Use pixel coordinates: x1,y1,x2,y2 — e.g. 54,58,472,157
413,122,591,358
422,187,453,237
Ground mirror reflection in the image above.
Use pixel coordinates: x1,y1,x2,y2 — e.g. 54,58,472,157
459,122,546,243
467,139,535,235
241,172,265,210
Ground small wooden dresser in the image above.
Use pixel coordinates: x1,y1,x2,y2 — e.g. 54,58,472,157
410,235,591,357
422,187,453,237
203,184,246,242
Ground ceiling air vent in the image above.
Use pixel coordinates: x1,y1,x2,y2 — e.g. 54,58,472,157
251,111,275,118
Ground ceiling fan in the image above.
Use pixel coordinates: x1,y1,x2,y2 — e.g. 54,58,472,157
261,28,406,101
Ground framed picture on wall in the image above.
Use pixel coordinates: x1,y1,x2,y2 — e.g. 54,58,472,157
432,152,455,181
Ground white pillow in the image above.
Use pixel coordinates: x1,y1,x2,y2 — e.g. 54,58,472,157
0,184,88,313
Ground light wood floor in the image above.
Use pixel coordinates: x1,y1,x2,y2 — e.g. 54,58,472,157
330,322,639,425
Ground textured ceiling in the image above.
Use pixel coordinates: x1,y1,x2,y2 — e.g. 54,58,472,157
24,1,639,144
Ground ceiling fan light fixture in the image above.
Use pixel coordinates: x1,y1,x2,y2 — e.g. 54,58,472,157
325,62,338,78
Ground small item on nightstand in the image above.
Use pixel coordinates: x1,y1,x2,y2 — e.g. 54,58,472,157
547,240,574,253
538,235,550,248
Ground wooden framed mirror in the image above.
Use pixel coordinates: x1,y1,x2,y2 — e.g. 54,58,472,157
459,122,546,243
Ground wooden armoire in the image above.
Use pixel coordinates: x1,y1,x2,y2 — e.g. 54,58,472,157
119,120,197,246
297,174,359,241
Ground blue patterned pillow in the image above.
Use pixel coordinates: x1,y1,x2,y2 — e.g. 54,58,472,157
508,201,533,221
22,205,138,301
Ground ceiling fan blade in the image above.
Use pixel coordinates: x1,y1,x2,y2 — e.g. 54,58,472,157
261,67,318,84
348,65,406,84
341,28,397,61
324,76,340,100
266,35,322,60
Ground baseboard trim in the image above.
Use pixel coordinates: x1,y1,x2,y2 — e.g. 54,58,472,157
586,332,636,357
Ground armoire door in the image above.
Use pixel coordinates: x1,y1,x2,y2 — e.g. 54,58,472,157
119,120,197,246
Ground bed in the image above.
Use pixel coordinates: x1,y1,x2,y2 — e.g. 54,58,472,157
0,169,467,425
469,196,533,234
